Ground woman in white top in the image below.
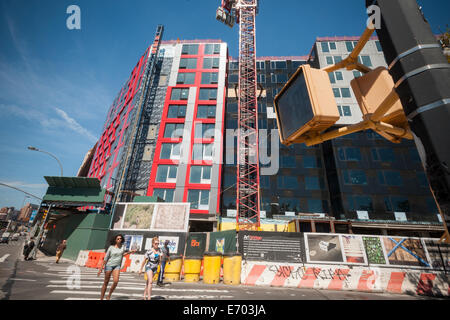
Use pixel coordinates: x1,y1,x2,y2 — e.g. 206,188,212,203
97,234,136,300
139,236,161,300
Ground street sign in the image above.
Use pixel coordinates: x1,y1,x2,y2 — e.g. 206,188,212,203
274,64,340,146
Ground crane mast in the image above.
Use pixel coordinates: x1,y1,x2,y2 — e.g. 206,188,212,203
217,0,261,231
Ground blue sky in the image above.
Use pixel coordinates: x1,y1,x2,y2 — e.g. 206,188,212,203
0,0,448,209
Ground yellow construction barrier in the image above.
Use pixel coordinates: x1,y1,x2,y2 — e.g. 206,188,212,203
203,252,222,284
223,253,242,285
163,255,183,282
183,257,202,282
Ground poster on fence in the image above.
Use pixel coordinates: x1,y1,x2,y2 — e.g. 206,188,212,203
341,235,367,264
124,234,143,251
383,237,431,268
113,203,154,230
423,239,450,270
305,233,344,264
151,203,190,232
240,232,303,263
362,236,388,266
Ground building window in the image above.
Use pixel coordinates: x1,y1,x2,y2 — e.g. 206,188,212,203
167,105,187,118
346,41,358,52
305,176,321,190
378,171,403,186
199,88,217,100
334,56,342,63
333,88,341,98
279,197,301,212
197,105,216,119
192,143,213,160
181,44,199,55
260,175,270,189
329,72,336,84
409,148,421,162
204,44,220,55
270,61,287,69
348,195,373,212
338,105,352,117
303,155,320,168
375,41,383,52
203,58,220,69
277,176,299,189
227,102,238,113
201,72,219,84
417,172,428,187
258,102,267,113
153,188,174,202
258,118,267,129
341,88,351,98
195,123,215,139
359,56,373,67
177,73,196,84
292,60,305,69
343,170,367,185
385,197,410,212
256,61,265,70
171,88,189,100
229,74,239,83
335,71,343,81
321,42,330,53
326,56,334,65
371,148,395,162
179,58,197,69
257,74,266,83
353,71,362,78
329,42,336,50
307,199,324,213
272,88,281,97
229,61,238,70
338,147,361,161
160,143,181,160
164,123,184,138
188,189,210,210
280,156,296,168
271,74,288,83
156,165,178,183
190,165,211,184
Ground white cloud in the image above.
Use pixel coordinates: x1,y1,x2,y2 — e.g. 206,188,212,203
0,181,47,189
54,107,98,143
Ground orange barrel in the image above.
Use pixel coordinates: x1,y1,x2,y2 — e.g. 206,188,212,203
203,252,222,284
183,256,202,282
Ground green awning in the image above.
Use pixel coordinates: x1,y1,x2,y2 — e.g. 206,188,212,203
42,176,106,207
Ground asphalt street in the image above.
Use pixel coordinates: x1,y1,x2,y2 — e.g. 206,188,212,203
0,239,445,301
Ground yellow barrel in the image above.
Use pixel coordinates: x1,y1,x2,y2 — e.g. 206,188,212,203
223,253,242,285
203,252,222,284
183,257,202,282
163,255,183,282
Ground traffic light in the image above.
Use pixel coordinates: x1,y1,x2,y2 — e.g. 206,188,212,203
41,209,48,220
351,67,407,128
273,64,340,146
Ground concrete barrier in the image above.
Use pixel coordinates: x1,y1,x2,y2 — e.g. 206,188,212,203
240,261,450,297
75,250,90,266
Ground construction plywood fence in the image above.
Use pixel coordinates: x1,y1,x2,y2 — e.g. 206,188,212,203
238,231,449,271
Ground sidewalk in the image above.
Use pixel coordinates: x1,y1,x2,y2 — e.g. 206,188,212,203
34,249,72,264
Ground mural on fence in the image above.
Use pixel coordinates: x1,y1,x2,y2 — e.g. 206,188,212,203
383,237,430,268
341,235,367,264
151,203,190,232
123,204,154,229
362,236,387,265
305,234,344,263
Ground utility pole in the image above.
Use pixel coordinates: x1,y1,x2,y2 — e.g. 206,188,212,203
369,0,450,242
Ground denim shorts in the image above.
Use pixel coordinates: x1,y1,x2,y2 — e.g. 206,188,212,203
145,265,158,273
105,265,121,272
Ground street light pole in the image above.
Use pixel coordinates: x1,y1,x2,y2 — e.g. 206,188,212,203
27,146,64,177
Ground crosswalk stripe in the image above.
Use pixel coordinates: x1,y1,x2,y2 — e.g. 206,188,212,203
51,290,234,300
47,284,230,293
49,280,143,286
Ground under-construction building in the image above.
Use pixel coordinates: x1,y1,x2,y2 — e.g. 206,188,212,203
86,27,228,231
